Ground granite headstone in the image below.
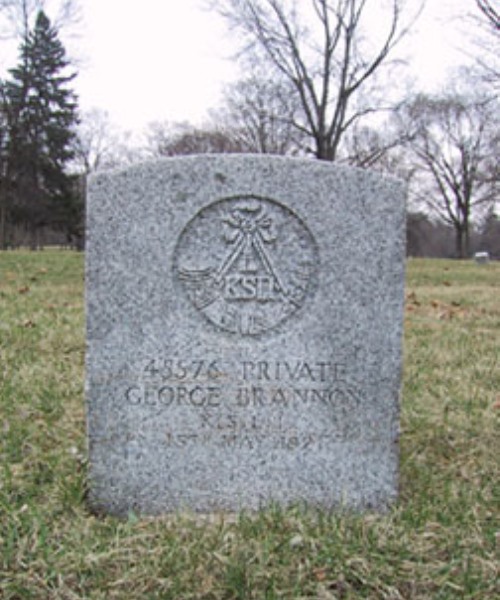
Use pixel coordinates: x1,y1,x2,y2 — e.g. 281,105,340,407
85,155,406,515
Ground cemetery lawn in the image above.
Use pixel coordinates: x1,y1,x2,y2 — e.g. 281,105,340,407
0,251,498,600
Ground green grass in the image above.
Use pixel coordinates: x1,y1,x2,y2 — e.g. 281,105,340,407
1,251,498,599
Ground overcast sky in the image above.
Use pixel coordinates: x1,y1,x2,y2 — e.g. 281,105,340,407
1,0,477,134
76,0,238,131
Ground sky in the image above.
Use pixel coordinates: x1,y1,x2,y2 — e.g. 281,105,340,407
76,0,238,132
1,0,477,135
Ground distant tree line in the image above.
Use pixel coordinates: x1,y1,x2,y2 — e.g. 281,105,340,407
406,210,500,259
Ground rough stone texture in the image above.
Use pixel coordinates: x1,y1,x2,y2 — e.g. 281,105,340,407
85,155,406,516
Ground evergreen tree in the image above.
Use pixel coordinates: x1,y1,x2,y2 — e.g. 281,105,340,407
3,10,79,247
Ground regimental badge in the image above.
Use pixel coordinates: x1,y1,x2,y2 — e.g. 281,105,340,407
174,196,319,335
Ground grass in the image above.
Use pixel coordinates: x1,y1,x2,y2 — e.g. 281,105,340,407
0,251,498,599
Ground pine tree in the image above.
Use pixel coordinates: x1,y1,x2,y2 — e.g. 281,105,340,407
4,10,80,247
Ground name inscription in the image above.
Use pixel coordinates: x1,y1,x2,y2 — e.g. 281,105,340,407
125,383,357,409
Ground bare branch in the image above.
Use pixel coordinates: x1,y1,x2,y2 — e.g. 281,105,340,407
398,92,498,256
476,0,500,30
211,0,423,160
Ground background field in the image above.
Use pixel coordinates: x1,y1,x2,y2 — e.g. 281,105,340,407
0,252,498,599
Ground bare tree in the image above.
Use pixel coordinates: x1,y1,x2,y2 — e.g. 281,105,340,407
210,0,422,161
339,119,415,172
399,93,498,258
466,0,500,87
146,121,245,157
214,71,303,154
0,0,41,39
0,0,80,39
72,108,130,175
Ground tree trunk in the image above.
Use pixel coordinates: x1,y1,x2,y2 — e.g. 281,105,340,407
455,226,469,259
0,174,8,249
0,203,6,250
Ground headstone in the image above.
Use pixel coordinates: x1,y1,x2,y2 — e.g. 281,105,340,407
85,155,406,516
474,251,490,264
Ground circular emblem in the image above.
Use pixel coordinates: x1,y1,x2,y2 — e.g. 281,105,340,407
174,195,318,335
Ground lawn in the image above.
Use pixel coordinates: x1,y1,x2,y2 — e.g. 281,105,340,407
0,251,498,599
